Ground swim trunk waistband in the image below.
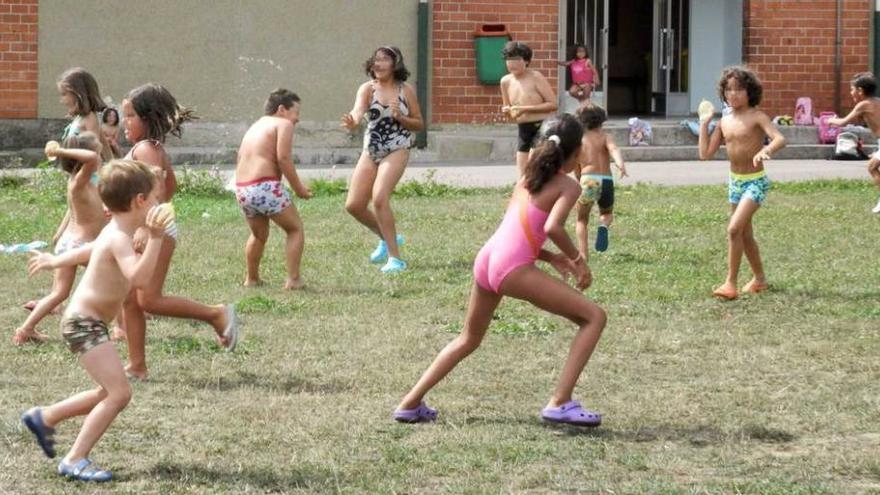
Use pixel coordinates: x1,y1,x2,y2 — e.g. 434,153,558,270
729,170,767,181
235,176,281,187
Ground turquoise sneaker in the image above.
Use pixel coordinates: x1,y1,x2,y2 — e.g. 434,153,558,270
380,257,407,273
369,235,405,264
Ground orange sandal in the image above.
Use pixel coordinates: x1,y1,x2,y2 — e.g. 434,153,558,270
712,284,738,300
741,279,769,294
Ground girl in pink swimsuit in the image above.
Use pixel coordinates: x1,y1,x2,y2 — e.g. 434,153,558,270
395,115,608,427
558,44,598,102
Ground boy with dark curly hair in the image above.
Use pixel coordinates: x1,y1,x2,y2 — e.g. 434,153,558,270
698,66,786,300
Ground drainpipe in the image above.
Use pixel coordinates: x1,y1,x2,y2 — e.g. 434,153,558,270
834,0,842,115
416,0,429,149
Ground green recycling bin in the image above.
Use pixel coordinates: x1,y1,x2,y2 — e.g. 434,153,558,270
474,24,510,85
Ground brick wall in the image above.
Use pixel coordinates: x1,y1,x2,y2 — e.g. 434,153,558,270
0,0,38,119
432,0,559,124
743,0,871,118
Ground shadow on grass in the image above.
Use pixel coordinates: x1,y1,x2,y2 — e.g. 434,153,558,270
169,370,352,394
543,423,797,446
143,461,339,490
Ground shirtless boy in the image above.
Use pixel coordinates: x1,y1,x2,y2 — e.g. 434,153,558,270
500,41,558,175
828,73,880,212
235,89,312,289
698,66,786,300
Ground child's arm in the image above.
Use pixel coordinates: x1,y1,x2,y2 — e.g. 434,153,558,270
543,182,592,290
277,121,312,199
828,101,867,127
391,83,424,132
606,136,627,178
588,59,599,83
112,206,170,288
752,112,787,167
499,76,513,118
341,82,372,130
556,60,572,67
698,118,723,160
28,244,93,274
52,148,101,189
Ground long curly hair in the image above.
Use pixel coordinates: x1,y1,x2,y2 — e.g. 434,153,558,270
125,83,198,142
523,115,583,193
718,66,763,107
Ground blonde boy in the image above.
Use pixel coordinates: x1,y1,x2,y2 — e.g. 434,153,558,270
21,160,171,482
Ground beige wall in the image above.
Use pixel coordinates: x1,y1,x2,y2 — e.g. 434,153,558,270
38,0,419,123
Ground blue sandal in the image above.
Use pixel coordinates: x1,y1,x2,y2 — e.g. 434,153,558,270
21,407,56,458
393,401,438,423
57,458,112,482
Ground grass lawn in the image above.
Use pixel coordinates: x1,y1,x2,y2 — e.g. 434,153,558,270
0,171,878,494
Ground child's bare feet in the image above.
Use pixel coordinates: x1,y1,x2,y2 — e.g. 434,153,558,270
12,328,49,345
712,283,738,300
243,278,264,288
124,364,148,381
741,278,769,294
283,277,304,290
111,326,127,341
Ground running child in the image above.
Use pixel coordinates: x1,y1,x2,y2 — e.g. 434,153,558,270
21,160,172,482
395,115,607,427
13,132,107,344
827,73,880,212
235,88,312,289
558,44,599,102
500,41,558,175
574,104,627,258
698,66,786,300
119,83,238,380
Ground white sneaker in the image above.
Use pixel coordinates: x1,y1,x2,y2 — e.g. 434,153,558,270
872,198,880,213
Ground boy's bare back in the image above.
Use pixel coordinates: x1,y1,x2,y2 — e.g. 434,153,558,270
501,70,555,123
579,130,612,176
853,98,880,136
236,116,290,182
719,108,774,173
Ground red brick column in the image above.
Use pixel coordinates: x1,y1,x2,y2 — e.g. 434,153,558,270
743,0,870,118
0,0,38,119
432,0,559,124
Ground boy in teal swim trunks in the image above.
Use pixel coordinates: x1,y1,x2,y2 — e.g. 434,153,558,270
699,66,786,300
574,104,627,260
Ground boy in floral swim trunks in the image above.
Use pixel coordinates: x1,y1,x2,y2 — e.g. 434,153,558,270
574,104,627,259
699,66,786,300
235,89,312,290
21,160,172,482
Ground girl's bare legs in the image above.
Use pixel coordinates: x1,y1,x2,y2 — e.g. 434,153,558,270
121,291,146,377
13,266,76,344
372,150,409,259
398,283,502,410
127,237,230,376
60,342,131,463
269,204,305,290
716,199,761,295
500,266,606,408
345,151,382,237
244,215,270,287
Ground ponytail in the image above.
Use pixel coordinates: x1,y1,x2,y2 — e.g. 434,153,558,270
522,115,584,193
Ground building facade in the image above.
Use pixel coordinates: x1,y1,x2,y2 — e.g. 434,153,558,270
0,0,875,126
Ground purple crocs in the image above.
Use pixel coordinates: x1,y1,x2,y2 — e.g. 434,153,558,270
392,402,438,423
541,400,602,427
